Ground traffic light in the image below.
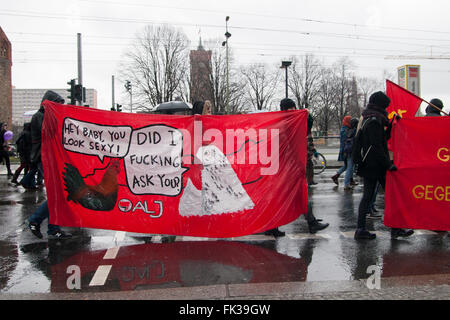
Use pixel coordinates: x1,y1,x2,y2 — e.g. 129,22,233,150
74,84,83,103
67,79,76,105
116,103,122,112
124,80,131,92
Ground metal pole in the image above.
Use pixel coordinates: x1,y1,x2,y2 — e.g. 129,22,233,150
225,18,229,114
77,33,83,105
130,84,133,113
285,67,288,98
112,75,115,109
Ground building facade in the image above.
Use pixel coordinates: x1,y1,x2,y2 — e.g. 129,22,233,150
189,39,214,109
0,27,12,128
12,88,98,126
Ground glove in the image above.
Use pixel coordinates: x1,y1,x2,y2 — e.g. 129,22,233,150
388,164,398,172
313,151,319,158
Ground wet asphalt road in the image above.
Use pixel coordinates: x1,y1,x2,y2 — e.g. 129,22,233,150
0,169,448,295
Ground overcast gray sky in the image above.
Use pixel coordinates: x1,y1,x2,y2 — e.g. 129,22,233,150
2,0,450,113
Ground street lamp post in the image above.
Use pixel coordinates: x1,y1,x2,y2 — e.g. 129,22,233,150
280,61,292,99
222,16,231,113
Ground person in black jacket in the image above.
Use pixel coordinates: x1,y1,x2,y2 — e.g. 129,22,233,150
11,122,32,184
354,91,414,240
27,90,72,240
264,98,329,236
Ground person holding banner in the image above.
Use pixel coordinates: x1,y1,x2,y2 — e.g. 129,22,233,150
425,98,444,117
274,98,329,235
354,91,414,240
27,90,72,240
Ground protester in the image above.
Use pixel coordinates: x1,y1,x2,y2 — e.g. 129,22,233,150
354,91,414,240
265,98,329,236
0,122,13,178
193,100,213,115
425,98,444,117
11,122,32,184
306,115,320,186
27,90,72,240
332,116,358,190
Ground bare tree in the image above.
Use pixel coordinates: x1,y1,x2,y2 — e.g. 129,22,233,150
314,67,337,135
332,57,355,127
240,63,279,111
289,54,322,109
358,76,380,108
119,24,190,112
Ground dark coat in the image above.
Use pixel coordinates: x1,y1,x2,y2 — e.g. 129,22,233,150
16,124,32,163
425,106,441,117
356,104,392,179
30,90,65,165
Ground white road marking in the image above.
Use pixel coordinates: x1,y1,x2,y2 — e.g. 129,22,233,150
113,231,126,243
287,233,331,240
89,231,127,287
103,246,120,260
89,265,112,286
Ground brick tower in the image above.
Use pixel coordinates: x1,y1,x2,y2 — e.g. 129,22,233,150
0,27,12,128
190,38,214,109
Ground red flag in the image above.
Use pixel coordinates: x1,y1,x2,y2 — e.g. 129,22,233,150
385,117,450,231
386,79,422,120
41,101,308,238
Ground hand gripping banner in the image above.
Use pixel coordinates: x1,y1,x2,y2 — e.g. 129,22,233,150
42,101,308,237
385,117,450,231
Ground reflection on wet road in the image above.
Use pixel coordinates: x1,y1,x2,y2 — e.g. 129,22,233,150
0,171,448,293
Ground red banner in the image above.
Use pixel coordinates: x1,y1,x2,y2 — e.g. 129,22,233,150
42,101,308,237
50,241,308,292
385,117,450,231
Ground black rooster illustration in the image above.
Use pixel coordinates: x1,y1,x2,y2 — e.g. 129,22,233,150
63,159,121,211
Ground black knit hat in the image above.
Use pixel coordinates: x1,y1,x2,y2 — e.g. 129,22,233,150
426,98,444,115
369,91,391,109
429,98,444,110
280,98,296,111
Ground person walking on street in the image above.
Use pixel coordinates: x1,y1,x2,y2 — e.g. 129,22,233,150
332,116,358,190
27,90,72,240
0,122,13,178
11,122,32,184
264,98,329,236
354,91,414,240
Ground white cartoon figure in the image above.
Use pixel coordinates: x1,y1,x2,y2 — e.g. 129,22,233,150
179,145,254,217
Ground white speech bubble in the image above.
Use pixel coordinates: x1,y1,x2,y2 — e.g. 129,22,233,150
124,124,188,196
62,118,133,162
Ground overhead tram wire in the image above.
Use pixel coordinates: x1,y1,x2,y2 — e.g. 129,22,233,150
2,10,450,48
79,0,450,36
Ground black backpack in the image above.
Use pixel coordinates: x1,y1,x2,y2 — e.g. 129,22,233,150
352,117,376,166
16,135,26,155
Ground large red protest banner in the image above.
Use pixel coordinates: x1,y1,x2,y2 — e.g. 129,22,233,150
385,117,450,231
41,101,308,237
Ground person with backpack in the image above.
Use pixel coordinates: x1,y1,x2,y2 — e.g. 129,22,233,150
331,116,358,190
11,122,32,184
353,91,414,240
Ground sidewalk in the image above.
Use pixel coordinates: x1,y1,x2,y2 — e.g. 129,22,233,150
0,274,448,300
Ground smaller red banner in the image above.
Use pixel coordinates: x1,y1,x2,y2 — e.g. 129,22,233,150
385,117,450,231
